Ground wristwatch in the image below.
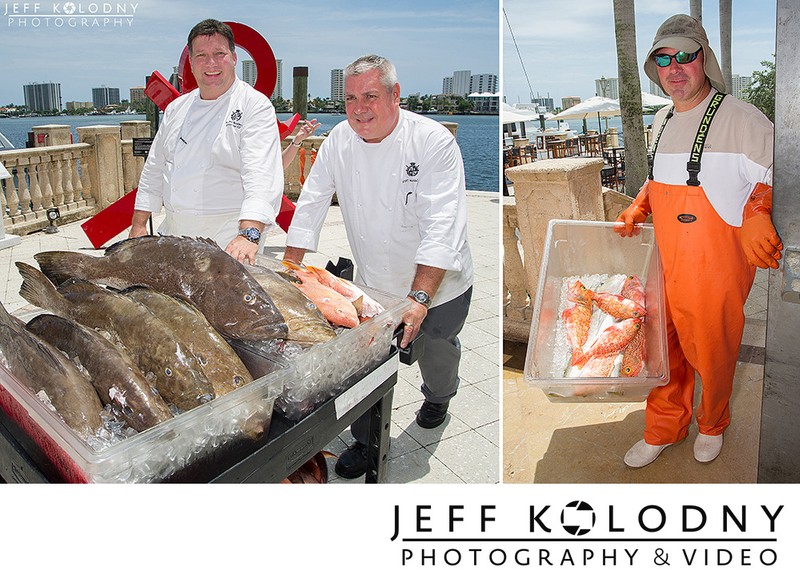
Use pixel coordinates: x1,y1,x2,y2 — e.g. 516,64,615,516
407,289,432,308
238,227,261,244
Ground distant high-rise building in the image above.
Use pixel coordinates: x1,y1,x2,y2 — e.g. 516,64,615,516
443,76,454,95
562,96,581,110
92,86,120,109
648,80,669,99
595,76,619,99
470,73,498,95
331,69,344,102
730,74,752,99
23,82,62,112
453,70,471,96
242,60,257,87
273,59,283,101
532,96,555,111
129,87,145,104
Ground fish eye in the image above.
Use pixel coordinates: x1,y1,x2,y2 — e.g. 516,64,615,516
244,293,256,304
234,375,245,386
623,366,632,375
165,367,173,377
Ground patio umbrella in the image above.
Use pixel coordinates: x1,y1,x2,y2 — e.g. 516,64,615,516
551,95,621,133
501,102,543,124
641,92,672,108
502,103,554,136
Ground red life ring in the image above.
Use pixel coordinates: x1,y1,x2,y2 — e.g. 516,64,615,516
178,21,278,98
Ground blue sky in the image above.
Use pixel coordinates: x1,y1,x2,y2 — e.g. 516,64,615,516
0,0,499,105
503,0,776,105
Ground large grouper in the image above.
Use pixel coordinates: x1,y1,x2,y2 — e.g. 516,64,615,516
0,300,104,440
25,313,174,432
34,236,288,341
121,287,253,397
17,262,215,412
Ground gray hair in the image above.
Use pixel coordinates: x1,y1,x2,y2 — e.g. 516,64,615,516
344,55,398,90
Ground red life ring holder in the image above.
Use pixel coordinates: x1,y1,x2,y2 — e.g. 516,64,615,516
178,21,277,98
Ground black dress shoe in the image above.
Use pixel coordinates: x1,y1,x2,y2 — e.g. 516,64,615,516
334,441,368,479
416,400,449,429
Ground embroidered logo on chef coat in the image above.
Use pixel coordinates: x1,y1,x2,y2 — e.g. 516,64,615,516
405,162,419,177
226,109,243,129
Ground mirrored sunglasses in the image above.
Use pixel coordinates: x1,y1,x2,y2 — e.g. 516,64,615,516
653,48,702,67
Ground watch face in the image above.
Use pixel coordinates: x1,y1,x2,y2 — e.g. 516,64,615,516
239,227,261,242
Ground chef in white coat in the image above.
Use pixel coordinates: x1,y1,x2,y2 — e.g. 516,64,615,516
131,19,283,265
284,55,473,479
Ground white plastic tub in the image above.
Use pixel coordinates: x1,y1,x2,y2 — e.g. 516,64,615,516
524,219,670,401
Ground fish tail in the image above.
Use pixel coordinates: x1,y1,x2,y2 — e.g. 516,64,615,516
34,251,96,286
0,300,13,325
16,262,68,313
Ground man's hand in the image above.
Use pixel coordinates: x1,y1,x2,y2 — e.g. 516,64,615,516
128,224,149,238
740,182,782,269
614,181,651,237
614,203,649,237
740,214,782,269
400,299,428,349
225,235,258,265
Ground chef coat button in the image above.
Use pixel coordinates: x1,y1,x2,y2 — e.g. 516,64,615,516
388,207,392,211
383,266,388,271
360,235,365,240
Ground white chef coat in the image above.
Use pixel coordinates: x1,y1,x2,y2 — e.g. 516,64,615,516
286,109,473,307
135,78,283,249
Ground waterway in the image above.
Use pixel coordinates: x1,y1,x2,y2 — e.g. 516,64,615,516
0,112,500,193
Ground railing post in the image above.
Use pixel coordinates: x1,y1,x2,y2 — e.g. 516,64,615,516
505,158,606,307
76,125,124,209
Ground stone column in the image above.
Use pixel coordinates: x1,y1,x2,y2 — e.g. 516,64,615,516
440,121,458,138
31,124,72,147
505,158,605,299
76,125,125,209
119,120,151,140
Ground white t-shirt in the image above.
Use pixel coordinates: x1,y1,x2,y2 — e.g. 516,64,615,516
287,109,473,306
650,90,773,227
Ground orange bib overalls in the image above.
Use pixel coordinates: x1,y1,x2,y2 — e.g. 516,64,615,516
644,94,756,445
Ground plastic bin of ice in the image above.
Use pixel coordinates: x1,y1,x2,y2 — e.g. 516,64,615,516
524,219,669,401
232,284,406,421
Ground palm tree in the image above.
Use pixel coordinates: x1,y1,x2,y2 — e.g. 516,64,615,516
690,0,703,22
613,0,647,195
720,0,732,92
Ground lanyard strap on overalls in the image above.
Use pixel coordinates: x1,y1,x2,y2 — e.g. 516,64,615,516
648,91,726,185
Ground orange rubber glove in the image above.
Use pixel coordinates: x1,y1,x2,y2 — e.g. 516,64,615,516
740,182,782,269
615,181,651,237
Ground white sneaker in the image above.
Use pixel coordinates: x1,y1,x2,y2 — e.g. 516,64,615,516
624,439,671,468
694,433,723,463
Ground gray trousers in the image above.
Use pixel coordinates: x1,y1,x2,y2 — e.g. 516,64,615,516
351,286,472,444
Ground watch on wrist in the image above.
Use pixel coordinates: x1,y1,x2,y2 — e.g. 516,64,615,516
407,289,432,308
238,227,261,244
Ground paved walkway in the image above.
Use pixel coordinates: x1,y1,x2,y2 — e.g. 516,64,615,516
503,266,768,483
0,190,500,484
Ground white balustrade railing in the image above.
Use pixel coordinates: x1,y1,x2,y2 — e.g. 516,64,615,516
1,143,94,233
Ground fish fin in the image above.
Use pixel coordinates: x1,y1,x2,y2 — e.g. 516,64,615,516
0,300,13,325
351,295,364,315
276,270,302,284
16,262,68,313
34,251,96,286
281,260,306,272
